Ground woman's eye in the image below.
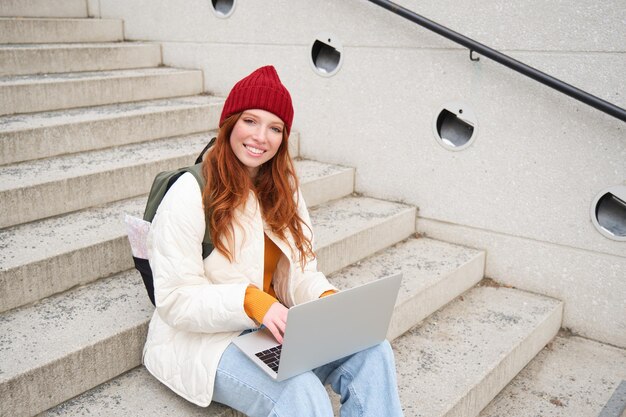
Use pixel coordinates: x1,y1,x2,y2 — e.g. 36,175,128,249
271,126,283,133
243,118,255,124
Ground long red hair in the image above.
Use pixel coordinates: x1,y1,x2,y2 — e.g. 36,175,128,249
202,112,315,269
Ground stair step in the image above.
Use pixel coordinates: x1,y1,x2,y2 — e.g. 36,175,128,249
297,159,354,208
0,17,123,44
0,196,416,417
36,285,563,417
0,67,203,116
0,131,214,228
0,270,152,417
0,0,88,18
0,159,352,313
393,285,562,417
0,95,224,165
326,238,484,341
40,237,479,417
0,197,145,313
0,17,122,44
479,335,626,417
0,42,161,76
40,366,236,417
310,196,416,274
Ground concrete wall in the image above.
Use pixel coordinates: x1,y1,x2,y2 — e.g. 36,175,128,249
95,0,626,347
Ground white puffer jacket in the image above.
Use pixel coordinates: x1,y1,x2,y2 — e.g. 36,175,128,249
143,172,336,406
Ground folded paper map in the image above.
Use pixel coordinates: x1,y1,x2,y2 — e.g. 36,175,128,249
124,214,151,259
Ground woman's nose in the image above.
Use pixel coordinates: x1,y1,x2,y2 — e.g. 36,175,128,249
251,126,267,142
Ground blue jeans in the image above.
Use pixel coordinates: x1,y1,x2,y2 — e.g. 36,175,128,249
213,338,404,417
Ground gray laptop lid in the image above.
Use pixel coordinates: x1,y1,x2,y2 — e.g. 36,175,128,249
234,273,402,381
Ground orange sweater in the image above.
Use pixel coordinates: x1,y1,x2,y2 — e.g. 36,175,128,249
244,233,335,324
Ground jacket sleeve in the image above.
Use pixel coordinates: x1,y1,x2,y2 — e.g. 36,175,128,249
147,173,256,333
290,189,338,305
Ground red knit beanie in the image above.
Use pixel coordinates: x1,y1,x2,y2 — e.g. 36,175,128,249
219,65,294,135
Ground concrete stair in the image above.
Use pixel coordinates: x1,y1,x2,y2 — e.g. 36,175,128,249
0,42,162,76
479,334,626,417
36,247,562,417
0,127,305,229
0,0,88,18
0,96,224,165
0,5,565,417
394,285,562,417
0,17,123,44
0,158,355,313
0,68,204,116
0,196,416,417
0,132,217,228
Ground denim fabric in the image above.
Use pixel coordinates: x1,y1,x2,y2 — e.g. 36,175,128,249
213,339,404,417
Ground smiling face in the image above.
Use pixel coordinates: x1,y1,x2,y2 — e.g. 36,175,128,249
229,109,285,178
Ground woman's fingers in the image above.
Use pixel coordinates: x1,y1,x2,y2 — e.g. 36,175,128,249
267,323,283,344
263,302,289,344
267,319,284,344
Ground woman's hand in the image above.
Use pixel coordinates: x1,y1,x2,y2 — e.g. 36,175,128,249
262,302,288,344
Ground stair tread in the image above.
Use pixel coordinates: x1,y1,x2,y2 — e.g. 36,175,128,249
41,366,233,416
328,238,482,305
328,236,484,341
0,95,223,133
38,277,559,417
0,159,352,273
0,0,88,18
294,159,352,184
0,132,215,191
0,41,163,77
0,17,124,44
0,197,415,382
0,17,121,22
0,66,201,86
309,195,414,244
0,196,145,272
3,236,475,412
0,269,150,382
393,285,562,416
0,41,160,50
479,335,626,417
0,67,202,118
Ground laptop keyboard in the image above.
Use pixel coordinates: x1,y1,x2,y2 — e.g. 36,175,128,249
255,345,282,373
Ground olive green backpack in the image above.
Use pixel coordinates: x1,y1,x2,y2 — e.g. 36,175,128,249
133,138,215,306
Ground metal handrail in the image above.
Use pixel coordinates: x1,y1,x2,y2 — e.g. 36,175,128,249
367,0,626,122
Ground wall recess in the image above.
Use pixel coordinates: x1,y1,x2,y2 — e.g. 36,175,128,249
432,102,478,151
591,185,626,241
309,33,343,77
210,0,236,18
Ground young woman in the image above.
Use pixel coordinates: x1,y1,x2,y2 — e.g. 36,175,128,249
143,66,404,417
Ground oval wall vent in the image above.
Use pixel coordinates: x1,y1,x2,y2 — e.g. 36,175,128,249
310,33,343,77
591,185,626,241
211,0,235,18
432,102,478,151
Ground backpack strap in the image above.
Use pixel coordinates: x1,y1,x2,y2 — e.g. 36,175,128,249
191,137,215,258
195,137,216,165
143,163,214,259
186,164,215,259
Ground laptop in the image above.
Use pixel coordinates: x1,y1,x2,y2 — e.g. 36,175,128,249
232,273,402,381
